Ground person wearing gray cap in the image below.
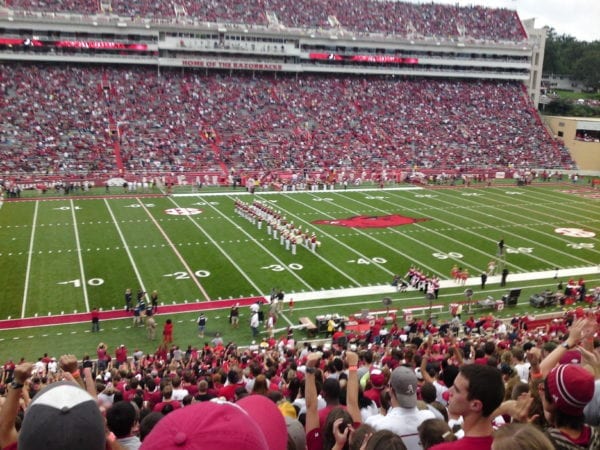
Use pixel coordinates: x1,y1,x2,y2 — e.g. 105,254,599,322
366,365,435,450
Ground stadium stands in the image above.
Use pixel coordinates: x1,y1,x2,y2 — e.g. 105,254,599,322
6,0,525,41
0,63,575,177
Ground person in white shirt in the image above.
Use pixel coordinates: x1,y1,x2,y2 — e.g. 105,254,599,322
366,366,435,450
171,375,189,401
511,347,530,383
47,357,58,375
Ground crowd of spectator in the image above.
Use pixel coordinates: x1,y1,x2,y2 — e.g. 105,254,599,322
6,0,526,42
0,63,575,178
0,304,599,449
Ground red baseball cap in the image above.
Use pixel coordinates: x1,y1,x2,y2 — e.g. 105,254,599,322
546,364,594,416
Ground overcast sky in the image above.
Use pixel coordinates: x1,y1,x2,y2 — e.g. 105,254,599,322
405,0,599,42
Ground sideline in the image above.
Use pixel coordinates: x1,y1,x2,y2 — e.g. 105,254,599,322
289,266,600,302
0,267,597,331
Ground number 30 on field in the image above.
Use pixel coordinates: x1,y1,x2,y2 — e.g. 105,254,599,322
58,278,104,287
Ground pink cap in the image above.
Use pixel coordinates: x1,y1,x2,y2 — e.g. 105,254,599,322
140,396,286,450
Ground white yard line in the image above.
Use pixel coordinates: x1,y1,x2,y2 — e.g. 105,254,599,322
429,189,599,266
254,195,362,287
523,187,600,232
340,194,485,278
173,186,424,198
344,192,514,273
161,196,265,296
103,199,150,301
140,198,211,301
462,188,600,259
192,196,315,291
137,198,211,301
385,190,539,270
20,201,39,318
70,199,90,313
282,194,401,277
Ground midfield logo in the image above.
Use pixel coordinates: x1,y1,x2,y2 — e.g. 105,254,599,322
313,214,430,228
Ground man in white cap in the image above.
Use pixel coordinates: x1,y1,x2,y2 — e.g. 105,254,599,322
366,365,435,449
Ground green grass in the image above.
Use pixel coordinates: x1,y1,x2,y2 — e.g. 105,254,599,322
554,90,600,101
1,181,599,360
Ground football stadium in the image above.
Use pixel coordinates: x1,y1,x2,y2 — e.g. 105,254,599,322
0,1,599,448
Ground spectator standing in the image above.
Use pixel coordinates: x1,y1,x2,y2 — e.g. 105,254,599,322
250,311,259,338
14,379,106,450
366,366,435,449
500,268,509,287
163,319,173,344
146,311,157,341
150,290,158,313
115,344,128,367
124,288,133,312
536,318,599,449
197,313,207,338
429,364,504,450
152,385,181,413
171,375,189,402
96,343,109,371
91,307,100,332
230,304,240,328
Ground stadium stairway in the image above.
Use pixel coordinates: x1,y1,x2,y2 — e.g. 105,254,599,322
99,75,125,173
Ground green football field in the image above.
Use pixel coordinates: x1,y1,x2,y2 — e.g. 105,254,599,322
0,182,599,360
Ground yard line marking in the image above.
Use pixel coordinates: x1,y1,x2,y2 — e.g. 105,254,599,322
386,190,535,270
173,186,424,199
200,199,315,290
428,190,599,266
104,199,150,301
344,194,503,273
525,187,600,228
21,201,39,318
137,198,211,301
70,200,91,313
283,194,428,277
243,196,362,287
338,193,479,277
466,188,600,258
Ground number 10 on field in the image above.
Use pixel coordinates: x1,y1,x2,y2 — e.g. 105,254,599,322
57,278,105,287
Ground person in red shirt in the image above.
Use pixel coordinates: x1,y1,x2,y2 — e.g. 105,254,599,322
217,369,245,401
152,384,181,413
162,319,174,344
91,307,100,332
2,359,15,383
430,364,504,450
115,345,128,366
364,368,386,407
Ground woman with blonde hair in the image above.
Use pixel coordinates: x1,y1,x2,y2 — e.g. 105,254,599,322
492,423,554,450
